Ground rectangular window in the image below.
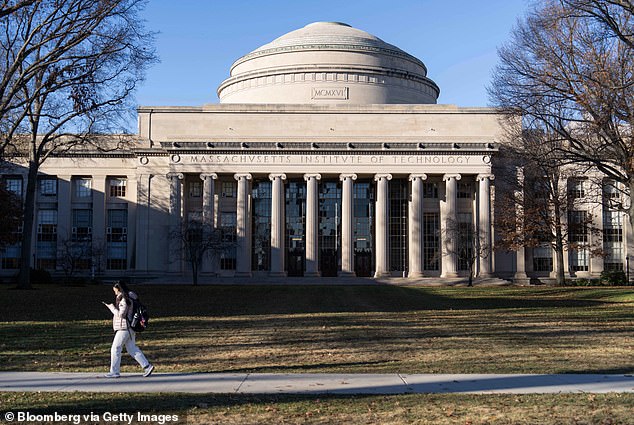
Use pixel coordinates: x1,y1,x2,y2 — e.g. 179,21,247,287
456,213,474,271
252,180,272,272
221,181,236,198
4,177,22,197
106,209,127,270
423,182,438,199
457,182,473,199
189,181,202,198
568,178,585,199
109,178,126,197
568,210,588,243
603,179,619,199
74,178,92,198
107,209,127,242
570,249,589,272
37,210,57,242
423,212,440,271
603,208,624,271
389,179,408,272
72,209,93,241
39,177,57,196
220,212,236,270
533,244,553,272
36,209,57,269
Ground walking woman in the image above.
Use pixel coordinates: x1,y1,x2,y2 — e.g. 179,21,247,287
103,281,154,378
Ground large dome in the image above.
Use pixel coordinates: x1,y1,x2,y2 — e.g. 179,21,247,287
217,22,440,104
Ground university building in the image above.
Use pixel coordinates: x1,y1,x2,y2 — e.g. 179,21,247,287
1,22,630,282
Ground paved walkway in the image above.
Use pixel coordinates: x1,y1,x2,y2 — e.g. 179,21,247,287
1,372,633,394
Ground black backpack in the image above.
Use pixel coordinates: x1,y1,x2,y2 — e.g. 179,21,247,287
128,294,149,332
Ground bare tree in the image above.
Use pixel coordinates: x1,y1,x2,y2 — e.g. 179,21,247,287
443,219,490,287
0,1,35,19
490,0,634,229
561,0,634,48
170,220,236,286
494,130,604,285
0,0,156,289
58,236,92,281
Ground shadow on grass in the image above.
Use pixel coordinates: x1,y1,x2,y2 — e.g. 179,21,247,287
0,284,618,322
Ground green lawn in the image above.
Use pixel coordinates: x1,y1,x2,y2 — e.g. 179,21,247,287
1,283,634,424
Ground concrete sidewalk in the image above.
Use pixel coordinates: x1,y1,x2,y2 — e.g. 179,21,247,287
1,372,633,394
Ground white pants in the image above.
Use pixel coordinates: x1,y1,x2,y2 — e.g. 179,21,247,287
110,329,150,374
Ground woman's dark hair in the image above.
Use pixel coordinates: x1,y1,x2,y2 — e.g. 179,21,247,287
113,281,130,305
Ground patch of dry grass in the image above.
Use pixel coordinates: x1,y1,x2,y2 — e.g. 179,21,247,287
2,392,634,425
2,285,634,424
1,284,633,374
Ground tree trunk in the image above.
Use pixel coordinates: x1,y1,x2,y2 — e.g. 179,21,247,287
191,260,198,286
17,160,39,289
555,215,566,286
627,179,634,283
553,202,566,286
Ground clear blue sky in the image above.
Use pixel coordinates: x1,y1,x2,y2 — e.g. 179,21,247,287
135,0,530,108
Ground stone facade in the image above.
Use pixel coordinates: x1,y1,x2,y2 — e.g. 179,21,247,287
1,22,631,283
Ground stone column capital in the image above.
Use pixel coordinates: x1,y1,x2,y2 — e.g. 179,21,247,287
234,173,252,181
268,173,287,181
477,173,495,182
374,173,392,181
166,172,184,180
409,174,428,181
200,173,218,181
303,173,322,181
339,173,358,181
443,173,461,181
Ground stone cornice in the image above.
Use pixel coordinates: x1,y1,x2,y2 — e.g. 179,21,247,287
138,104,502,115
232,43,427,74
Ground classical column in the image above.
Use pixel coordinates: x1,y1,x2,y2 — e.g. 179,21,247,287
374,173,392,278
56,175,72,266
339,173,357,276
269,173,287,277
589,179,604,278
408,174,427,278
200,173,217,273
135,174,152,273
513,168,530,284
477,174,495,278
304,174,321,277
234,173,252,277
442,174,461,278
92,176,106,274
126,176,137,271
200,173,218,228
166,172,184,273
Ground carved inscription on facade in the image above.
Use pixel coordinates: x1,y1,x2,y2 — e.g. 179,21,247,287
311,87,349,100
186,154,476,165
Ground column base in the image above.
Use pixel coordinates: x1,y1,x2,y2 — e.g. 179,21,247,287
441,272,459,278
304,271,321,277
339,271,357,277
408,271,424,278
269,271,287,278
373,271,390,278
478,272,493,279
513,276,531,286
234,272,252,278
